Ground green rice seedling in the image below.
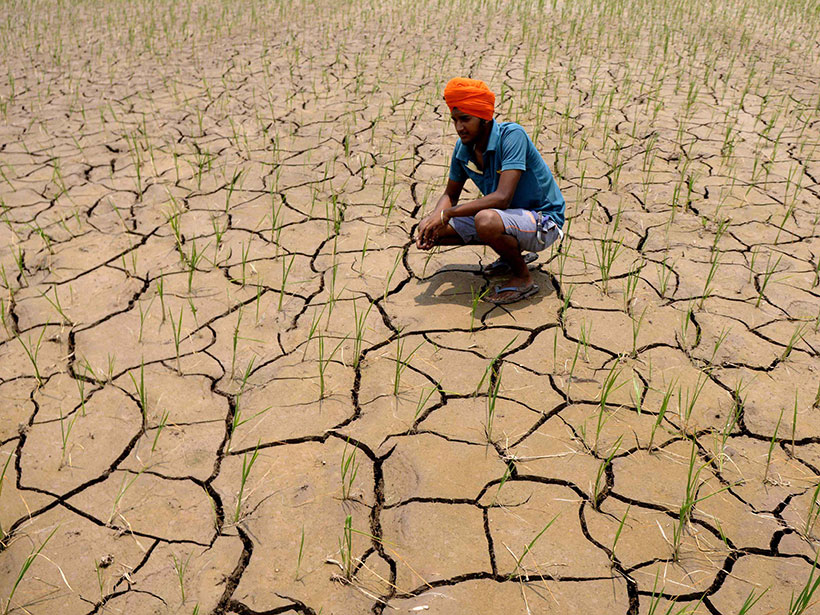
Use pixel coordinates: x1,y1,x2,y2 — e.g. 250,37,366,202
211,215,226,263
623,260,642,311
414,386,437,422
351,299,373,369
506,514,559,580
592,436,622,509
595,358,624,453
782,322,808,360
151,408,170,453
40,285,71,325
357,229,370,272
491,464,512,506
224,169,243,213
234,441,260,523
747,246,760,283
129,360,148,418
421,245,439,278
472,337,517,399
303,305,326,360
12,246,26,285
485,365,503,443
714,395,741,473
94,558,105,599
16,324,48,387
803,482,820,538
708,326,731,368
254,277,264,324
764,408,784,484
230,307,244,379
737,587,768,615
229,358,270,447
655,257,676,297
278,255,295,311
317,333,347,399
578,319,592,362
186,239,209,292
699,251,721,308
338,514,354,579
566,340,582,402
58,406,80,468
156,276,166,323
171,552,192,603
789,552,820,615
631,306,647,358
648,379,677,451
167,207,183,253
137,297,154,343
340,439,359,500
0,297,7,334
393,330,423,396
756,253,781,307
678,301,695,349
560,283,575,322
2,525,59,615
0,452,14,540
594,233,624,294
169,306,184,374
631,374,644,415
187,296,199,327
610,505,630,563
469,285,489,331
671,439,732,561
290,523,306,583
678,372,708,432
109,468,144,525
646,570,675,615
383,250,403,301
128,132,142,198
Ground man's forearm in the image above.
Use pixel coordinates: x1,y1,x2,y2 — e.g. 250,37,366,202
434,193,457,215
444,191,509,220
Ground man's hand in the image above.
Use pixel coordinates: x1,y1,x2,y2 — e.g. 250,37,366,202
416,210,447,250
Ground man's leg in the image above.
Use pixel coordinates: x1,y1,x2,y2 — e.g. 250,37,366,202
432,222,467,246
474,209,534,302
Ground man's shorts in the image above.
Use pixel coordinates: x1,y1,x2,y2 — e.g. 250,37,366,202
449,208,562,253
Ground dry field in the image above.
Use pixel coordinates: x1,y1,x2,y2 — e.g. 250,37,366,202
1,0,819,613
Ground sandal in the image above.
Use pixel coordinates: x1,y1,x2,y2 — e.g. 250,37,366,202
481,252,537,275
486,283,539,305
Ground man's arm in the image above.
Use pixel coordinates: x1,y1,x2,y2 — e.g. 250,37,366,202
442,169,523,222
417,179,464,248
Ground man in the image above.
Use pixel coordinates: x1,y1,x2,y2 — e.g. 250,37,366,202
416,78,565,304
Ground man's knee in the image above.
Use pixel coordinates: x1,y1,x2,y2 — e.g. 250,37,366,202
474,209,504,242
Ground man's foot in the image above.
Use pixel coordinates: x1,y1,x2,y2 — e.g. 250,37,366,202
481,252,537,276
485,282,539,304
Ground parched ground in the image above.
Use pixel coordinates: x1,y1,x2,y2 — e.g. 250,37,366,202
1,0,819,613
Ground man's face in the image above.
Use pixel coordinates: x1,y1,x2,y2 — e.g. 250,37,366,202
451,108,484,145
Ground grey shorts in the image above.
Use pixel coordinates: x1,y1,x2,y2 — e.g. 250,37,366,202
449,208,562,253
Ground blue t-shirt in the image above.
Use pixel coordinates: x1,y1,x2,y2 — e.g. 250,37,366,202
448,120,565,228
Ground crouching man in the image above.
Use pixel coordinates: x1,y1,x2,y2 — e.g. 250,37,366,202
416,77,565,304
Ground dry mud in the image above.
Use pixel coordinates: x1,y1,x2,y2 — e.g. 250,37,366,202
1,0,819,613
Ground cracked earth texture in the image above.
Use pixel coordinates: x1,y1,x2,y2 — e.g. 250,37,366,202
1,0,819,613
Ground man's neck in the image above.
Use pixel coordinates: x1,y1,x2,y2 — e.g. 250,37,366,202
473,121,493,154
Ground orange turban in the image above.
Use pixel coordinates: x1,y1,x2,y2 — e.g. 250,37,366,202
443,78,495,120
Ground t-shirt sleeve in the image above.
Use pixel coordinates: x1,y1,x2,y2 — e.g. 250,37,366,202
448,143,468,182
500,127,528,172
